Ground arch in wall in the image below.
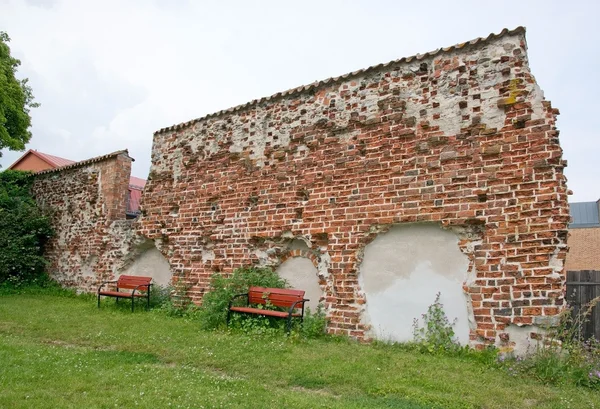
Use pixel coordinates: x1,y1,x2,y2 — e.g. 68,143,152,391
119,239,173,287
358,224,471,344
276,239,323,311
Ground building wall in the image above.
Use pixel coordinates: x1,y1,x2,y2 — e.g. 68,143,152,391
12,155,53,172
31,153,137,291
565,227,600,271
137,28,570,348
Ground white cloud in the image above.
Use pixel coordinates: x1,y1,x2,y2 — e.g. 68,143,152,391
1,0,599,201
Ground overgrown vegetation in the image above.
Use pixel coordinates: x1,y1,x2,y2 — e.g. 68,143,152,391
195,266,288,329
501,296,600,389
1,290,598,409
0,170,53,286
412,292,461,354
2,270,598,407
410,292,600,392
147,266,328,338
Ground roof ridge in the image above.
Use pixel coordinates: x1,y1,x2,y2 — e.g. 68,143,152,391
35,150,132,176
154,26,526,136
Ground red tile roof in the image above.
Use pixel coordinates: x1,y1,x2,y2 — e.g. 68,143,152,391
127,176,146,215
127,187,143,216
129,176,146,189
35,151,76,168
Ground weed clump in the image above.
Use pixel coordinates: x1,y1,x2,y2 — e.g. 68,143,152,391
412,292,461,354
502,296,600,390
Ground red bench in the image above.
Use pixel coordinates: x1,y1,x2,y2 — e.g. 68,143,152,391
227,286,309,333
97,275,153,312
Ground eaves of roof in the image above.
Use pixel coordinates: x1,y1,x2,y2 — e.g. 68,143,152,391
153,26,526,137
569,223,600,229
35,150,133,176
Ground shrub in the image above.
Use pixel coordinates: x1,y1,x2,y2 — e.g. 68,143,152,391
196,266,287,330
0,272,75,297
299,304,328,338
0,170,53,286
412,292,461,354
230,314,285,337
148,284,173,309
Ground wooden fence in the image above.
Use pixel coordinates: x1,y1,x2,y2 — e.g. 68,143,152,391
566,270,600,340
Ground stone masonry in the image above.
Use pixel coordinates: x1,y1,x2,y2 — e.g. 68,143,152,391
136,27,570,347
32,151,138,291
30,27,570,349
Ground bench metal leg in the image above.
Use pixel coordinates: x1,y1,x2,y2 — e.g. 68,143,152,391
286,314,293,334
97,294,101,308
131,296,135,312
226,310,232,326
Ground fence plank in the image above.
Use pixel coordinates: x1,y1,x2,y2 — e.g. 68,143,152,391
566,270,600,341
590,271,600,340
583,271,595,339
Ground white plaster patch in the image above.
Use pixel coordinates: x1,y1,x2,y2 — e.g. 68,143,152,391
277,257,322,311
501,324,546,356
81,256,98,279
120,247,173,287
359,224,470,344
201,249,215,263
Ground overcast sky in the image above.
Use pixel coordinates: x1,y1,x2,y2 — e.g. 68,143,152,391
1,0,598,202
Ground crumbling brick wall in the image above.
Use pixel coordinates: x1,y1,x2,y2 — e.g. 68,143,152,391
32,151,137,291
139,27,570,346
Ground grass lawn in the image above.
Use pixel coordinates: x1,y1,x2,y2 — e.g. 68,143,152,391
0,292,597,409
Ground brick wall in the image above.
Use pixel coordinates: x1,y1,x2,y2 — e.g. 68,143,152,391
565,227,600,271
138,27,570,346
32,151,137,291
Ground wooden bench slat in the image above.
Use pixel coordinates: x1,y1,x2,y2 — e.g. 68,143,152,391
227,286,309,333
248,287,305,308
97,275,153,312
118,283,151,290
248,295,303,308
116,275,152,290
249,287,305,296
229,306,302,318
98,290,148,298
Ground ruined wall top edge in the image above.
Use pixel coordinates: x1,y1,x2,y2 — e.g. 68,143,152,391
153,27,528,138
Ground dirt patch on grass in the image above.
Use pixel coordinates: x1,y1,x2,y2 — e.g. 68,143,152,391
291,386,339,398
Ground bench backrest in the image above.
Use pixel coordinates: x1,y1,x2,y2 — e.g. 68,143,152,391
117,275,152,291
248,287,305,309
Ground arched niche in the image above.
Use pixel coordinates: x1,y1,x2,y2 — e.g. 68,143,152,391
358,224,471,344
276,239,323,311
120,240,172,287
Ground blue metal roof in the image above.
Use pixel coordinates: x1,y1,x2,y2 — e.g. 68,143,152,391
570,201,600,228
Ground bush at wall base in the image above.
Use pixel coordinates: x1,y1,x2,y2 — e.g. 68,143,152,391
0,170,53,286
196,266,288,330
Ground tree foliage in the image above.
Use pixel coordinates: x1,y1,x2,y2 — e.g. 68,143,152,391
0,31,39,159
0,170,53,285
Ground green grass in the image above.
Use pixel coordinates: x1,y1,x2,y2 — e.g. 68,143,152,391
0,293,598,408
